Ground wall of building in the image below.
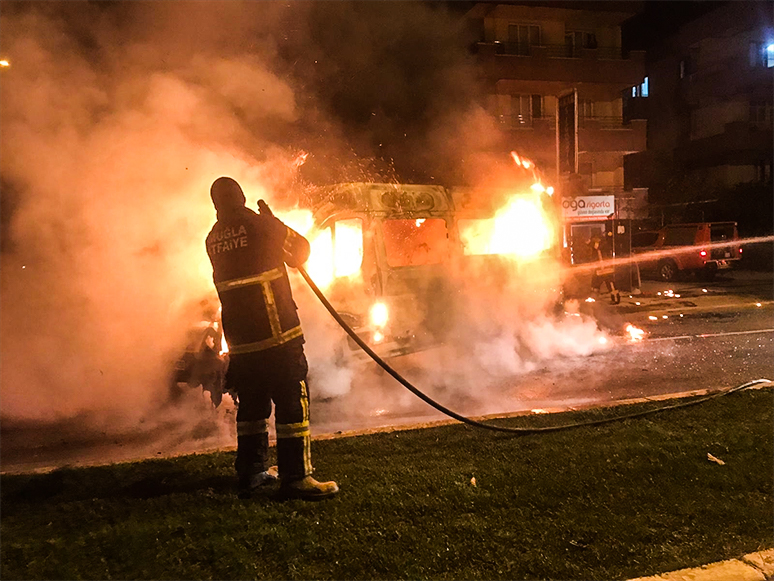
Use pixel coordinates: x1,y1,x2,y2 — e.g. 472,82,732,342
468,2,646,195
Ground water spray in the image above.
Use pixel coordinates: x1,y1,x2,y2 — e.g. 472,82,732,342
564,234,774,278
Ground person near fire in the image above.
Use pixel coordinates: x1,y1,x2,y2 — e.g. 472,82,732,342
590,235,621,305
206,176,339,500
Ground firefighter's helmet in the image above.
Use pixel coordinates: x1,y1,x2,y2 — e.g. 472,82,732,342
210,177,246,211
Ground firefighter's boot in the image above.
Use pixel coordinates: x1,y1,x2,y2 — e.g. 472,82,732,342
279,476,339,501
238,466,279,498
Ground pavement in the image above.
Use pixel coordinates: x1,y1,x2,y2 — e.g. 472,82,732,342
581,269,773,324
627,548,774,581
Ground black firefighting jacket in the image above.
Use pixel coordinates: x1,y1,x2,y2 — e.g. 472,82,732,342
206,205,310,355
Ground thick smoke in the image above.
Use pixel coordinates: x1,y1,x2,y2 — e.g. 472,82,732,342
0,2,610,464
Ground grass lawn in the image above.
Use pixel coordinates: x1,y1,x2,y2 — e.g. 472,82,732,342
2,387,772,580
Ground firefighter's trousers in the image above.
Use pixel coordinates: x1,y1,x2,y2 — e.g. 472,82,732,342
226,341,313,482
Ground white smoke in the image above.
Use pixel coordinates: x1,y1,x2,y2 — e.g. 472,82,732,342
0,2,613,463
0,3,309,425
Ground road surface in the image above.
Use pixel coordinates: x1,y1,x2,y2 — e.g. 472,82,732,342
2,270,772,474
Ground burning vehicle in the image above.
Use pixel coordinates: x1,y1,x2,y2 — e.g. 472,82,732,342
302,182,460,358
298,176,561,359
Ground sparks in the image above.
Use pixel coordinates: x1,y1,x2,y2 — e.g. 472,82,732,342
292,151,309,168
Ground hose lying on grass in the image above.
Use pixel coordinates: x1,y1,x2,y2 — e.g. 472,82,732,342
298,265,772,435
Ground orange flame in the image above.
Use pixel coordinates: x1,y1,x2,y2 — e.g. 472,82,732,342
278,209,363,289
458,194,555,258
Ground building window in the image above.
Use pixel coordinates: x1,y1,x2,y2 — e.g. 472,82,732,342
565,30,597,57
507,24,540,56
750,100,773,127
511,94,542,126
680,49,699,78
756,161,772,183
750,42,774,68
578,99,594,118
631,77,649,98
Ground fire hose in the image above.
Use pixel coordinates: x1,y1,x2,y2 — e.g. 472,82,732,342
296,265,772,434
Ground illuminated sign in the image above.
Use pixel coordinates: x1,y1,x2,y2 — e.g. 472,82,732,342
561,195,615,221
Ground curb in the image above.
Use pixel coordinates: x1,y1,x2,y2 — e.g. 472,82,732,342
313,382,773,441
628,548,774,581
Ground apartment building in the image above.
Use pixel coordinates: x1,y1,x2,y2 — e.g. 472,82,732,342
623,1,773,227
465,2,647,208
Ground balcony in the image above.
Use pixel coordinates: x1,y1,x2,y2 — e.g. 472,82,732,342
579,116,630,129
579,118,646,153
677,121,773,167
678,60,774,104
495,115,555,131
476,42,645,86
493,43,624,60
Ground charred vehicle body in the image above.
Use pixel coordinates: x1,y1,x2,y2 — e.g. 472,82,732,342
304,183,461,358
303,182,561,359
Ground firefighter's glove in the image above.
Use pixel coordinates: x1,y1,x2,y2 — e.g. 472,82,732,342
283,228,311,268
257,199,274,217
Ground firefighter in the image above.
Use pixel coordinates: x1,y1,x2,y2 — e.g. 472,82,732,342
590,236,621,305
206,176,339,500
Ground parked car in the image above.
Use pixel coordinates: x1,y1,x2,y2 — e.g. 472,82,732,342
633,222,742,282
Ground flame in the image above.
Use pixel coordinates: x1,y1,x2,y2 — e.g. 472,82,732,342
0,60,9,68
370,302,389,328
298,219,363,290
459,194,554,258
511,151,533,170
625,323,646,341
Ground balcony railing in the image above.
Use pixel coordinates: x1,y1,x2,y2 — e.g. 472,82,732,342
495,115,633,130
579,115,628,129
493,42,623,60
496,114,555,129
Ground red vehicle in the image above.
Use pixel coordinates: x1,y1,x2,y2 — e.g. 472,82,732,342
633,222,743,282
